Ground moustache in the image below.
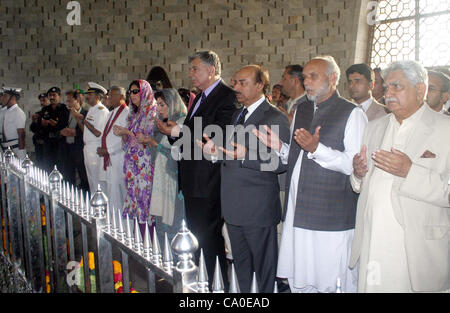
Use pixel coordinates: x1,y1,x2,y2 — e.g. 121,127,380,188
385,97,397,104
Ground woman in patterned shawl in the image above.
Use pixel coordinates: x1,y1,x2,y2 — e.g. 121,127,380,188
113,79,157,234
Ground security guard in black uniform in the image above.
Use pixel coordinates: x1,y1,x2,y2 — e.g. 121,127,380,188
30,93,50,168
40,87,70,173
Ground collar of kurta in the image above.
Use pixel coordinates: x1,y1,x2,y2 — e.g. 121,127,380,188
316,90,340,109
389,102,427,127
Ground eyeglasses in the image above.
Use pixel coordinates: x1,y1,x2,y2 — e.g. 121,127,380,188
128,89,140,95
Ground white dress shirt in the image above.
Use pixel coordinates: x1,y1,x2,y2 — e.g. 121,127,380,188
359,97,372,113
211,95,266,163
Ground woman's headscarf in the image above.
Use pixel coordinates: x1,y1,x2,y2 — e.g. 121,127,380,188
156,88,187,122
127,79,157,136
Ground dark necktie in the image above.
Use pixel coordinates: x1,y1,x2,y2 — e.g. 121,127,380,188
235,108,248,126
190,92,206,119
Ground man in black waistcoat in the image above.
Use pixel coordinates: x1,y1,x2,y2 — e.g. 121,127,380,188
254,56,368,293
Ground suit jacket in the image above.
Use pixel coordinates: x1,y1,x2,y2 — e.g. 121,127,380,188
349,104,450,292
220,100,290,227
175,80,237,198
365,98,387,121
41,103,70,139
30,109,46,143
73,108,88,149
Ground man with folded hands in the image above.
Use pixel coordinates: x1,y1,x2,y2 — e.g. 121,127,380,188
350,60,450,292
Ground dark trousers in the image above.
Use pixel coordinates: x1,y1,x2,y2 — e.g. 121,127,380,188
184,195,229,290
59,142,89,192
34,143,45,169
43,138,61,173
227,223,278,293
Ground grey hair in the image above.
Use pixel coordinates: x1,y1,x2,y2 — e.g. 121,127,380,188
109,86,126,98
381,60,428,87
188,50,222,77
427,70,449,93
311,55,341,86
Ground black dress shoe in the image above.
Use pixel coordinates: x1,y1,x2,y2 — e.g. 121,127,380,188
276,278,291,293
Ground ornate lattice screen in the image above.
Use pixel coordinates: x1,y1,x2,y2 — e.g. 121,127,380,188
370,0,450,69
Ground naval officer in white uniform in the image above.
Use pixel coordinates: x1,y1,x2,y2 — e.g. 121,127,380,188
0,89,8,143
82,82,109,194
1,87,26,159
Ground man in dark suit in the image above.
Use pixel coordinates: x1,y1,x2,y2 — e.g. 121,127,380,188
59,89,89,191
30,93,49,168
156,50,237,288
198,65,290,292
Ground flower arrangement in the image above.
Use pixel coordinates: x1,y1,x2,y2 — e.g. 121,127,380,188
74,254,139,293
113,260,138,293
45,270,50,293
40,203,46,226
76,252,97,293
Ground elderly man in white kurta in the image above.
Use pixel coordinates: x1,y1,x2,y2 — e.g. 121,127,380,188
351,60,450,293
97,86,129,215
83,82,109,194
254,56,367,293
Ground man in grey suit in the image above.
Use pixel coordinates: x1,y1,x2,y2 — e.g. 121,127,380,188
198,65,290,293
346,63,387,121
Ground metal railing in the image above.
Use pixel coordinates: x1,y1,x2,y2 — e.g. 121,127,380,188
0,147,253,293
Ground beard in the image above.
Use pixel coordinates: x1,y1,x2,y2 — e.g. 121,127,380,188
306,80,330,103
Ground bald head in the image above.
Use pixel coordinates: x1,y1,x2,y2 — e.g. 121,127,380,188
303,57,339,103
232,64,270,107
